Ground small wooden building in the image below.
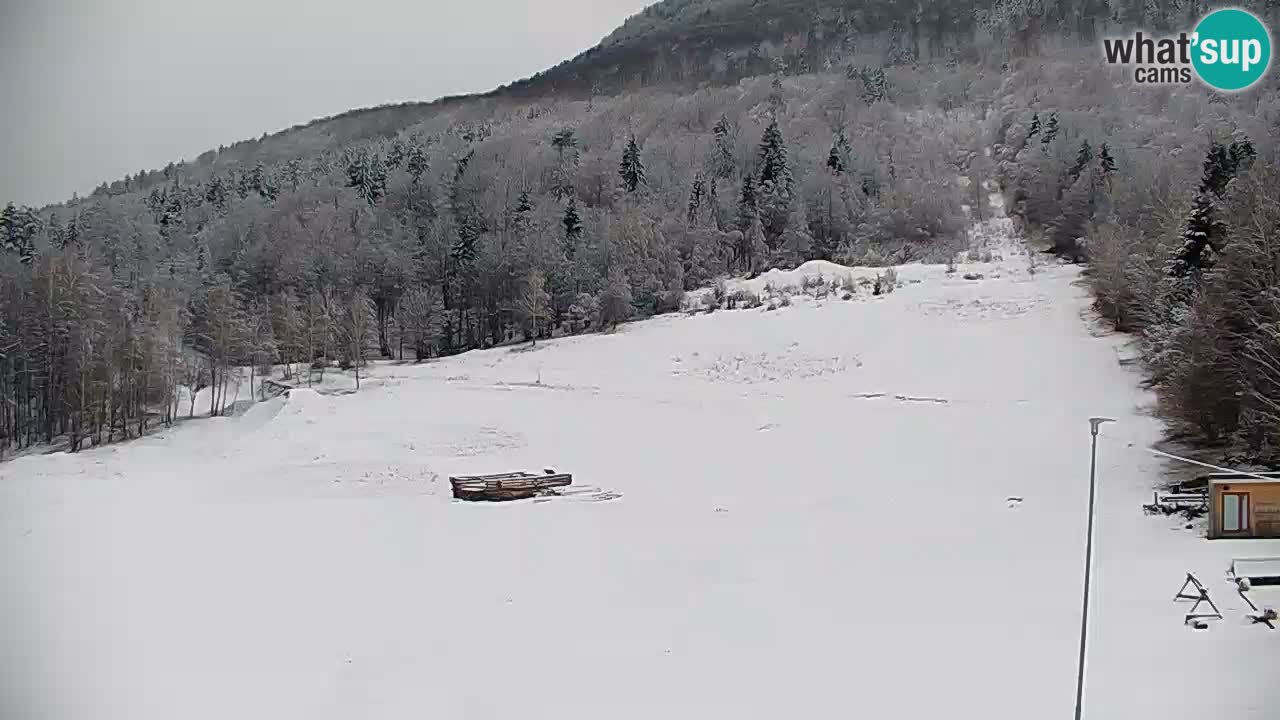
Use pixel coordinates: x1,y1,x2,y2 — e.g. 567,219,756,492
1205,472,1280,539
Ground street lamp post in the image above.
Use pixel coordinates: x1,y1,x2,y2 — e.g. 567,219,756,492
1074,416,1115,720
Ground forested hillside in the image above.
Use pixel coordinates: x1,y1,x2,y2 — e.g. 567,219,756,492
3,0,1280,463
993,56,1280,462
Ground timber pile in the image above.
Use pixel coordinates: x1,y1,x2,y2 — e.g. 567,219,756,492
450,471,573,502
1142,490,1207,519
259,379,292,400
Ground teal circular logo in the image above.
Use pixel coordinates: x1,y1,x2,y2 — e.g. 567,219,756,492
1192,8,1271,91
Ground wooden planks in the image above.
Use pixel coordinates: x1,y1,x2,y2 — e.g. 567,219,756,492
450,472,573,502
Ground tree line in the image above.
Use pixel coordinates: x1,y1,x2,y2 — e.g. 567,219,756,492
991,49,1280,464
10,8,1278,464
0,62,981,455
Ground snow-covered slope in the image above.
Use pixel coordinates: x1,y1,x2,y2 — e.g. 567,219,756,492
2,194,1276,720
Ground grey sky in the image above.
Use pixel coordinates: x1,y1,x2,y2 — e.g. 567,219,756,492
0,0,653,207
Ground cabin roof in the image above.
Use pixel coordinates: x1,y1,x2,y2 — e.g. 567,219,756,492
1205,472,1280,486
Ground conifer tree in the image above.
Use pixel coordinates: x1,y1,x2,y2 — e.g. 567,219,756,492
563,199,583,257
687,172,708,225
45,212,64,251
1027,112,1041,140
1169,138,1256,281
62,214,79,250
1068,140,1093,184
619,133,646,193
1098,143,1117,184
861,173,880,198
160,184,184,231
708,177,725,231
404,140,428,185
0,203,38,265
449,150,483,267
1170,192,1223,282
757,120,790,188
283,158,305,191
552,128,578,160
827,128,851,175
386,139,405,169
347,150,387,205
756,119,794,246
712,115,736,179
1041,113,1059,144
513,189,534,237
205,174,230,212
860,65,887,105
251,161,277,201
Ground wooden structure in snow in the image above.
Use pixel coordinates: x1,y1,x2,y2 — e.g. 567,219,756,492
1230,557,1280,587
1173,573,1223,624
449,470,573,502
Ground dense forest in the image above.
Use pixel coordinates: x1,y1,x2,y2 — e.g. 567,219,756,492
3,0,1280,464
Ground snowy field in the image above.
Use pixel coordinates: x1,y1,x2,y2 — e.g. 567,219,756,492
3,195,1278,719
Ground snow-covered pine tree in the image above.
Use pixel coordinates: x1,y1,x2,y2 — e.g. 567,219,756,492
756,119,794,250
563,200,583,254
1041,113,1059,144
1068,139,1093,185
1,203,39,266
619,133,646,193
386,139,405,169
708,177,727,231
236,171,254,200
859,65,887,105
712,115,736,180
205,174,230,212
346,150,387,206
512,189,535,242
861,173,880,198
449,150,484,267
404,139,428,185
1099,143,1116,182
1169,138,1256,283
688,172,708,225
45,212,64,251
827,128,851,175
252,161,278,201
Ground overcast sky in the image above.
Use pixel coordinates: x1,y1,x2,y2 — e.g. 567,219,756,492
0,0,653,207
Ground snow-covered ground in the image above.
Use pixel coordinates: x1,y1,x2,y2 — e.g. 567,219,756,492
2,193,1277,720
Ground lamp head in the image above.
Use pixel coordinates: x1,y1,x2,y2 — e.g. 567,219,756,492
1089,417,1117,434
